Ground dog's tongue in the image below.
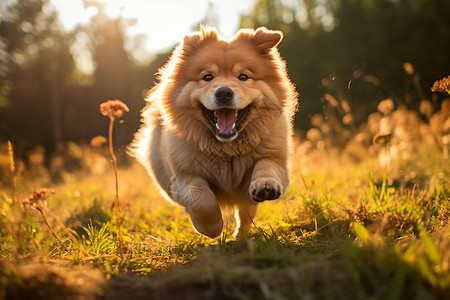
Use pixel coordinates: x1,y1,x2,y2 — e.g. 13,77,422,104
216,109,236,134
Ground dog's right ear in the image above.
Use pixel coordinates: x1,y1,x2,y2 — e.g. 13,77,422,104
181,26,219,56
252,27,283,54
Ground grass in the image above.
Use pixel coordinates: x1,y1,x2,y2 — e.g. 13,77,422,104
0,90,449,299
0,144,448,299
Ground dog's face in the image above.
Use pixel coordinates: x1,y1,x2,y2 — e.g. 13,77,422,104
158,27,293,146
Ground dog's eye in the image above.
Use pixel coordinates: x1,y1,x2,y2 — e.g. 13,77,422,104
238,74,249,81
203,74,214,82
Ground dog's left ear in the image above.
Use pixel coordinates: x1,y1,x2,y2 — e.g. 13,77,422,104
252,27,283,53
182,26,219,56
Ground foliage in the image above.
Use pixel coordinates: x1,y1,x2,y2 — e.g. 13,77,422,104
0,97,449,297
0,0,76,152
241,0,450,128
1,0,450,154
0,1,449,299
82,221,115,255
0,0,154,154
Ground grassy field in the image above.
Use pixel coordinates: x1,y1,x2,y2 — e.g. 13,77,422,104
1,96,449,299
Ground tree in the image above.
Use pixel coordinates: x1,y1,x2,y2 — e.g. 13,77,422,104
240,0,450,128
72,1,148,147
0,0,153,154
0,0,76,154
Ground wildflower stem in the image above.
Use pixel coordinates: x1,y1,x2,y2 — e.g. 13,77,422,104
38,208,70,254
108,117,125,258
108,118,119,211
43,206,89,257
99,99,128,258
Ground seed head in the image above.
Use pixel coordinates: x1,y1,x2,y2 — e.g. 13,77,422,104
7,140,15,173
23,188,55,211
431,75,450,96
343,114,354,125
99,100,129,120
377,99,394,115
403,62,415,75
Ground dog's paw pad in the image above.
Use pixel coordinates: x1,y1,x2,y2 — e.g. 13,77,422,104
250,179,282,202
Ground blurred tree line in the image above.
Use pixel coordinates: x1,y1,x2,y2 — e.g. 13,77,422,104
0,0,166,158
241,0,450,127
1,0,449,158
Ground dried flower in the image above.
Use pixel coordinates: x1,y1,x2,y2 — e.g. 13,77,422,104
7,141,15,173
90,135,107,147
23,188,55,211
306,128,323,143
431,75,450,96
27,145,45,166
23,189,67,252
99,99,128,258
377,99,394,115
373,132,392,146
22,188,88,256
341,99,351,114
99,99,129,120
343,114,354,125
367,112,382,134
403,62,415,75
310,114,324,127
323,93,340,109
419,100,434,119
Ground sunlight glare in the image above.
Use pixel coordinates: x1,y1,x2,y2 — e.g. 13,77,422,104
52,0,256,52
50,0,256,73
101,0,126,19
50,0,96,29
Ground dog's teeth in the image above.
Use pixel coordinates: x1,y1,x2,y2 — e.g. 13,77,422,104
232,123,236,130
235,110,238,117
214,111,218,118
216,123,220,130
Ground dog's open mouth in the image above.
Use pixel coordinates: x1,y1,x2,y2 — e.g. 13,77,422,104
201,105,251,142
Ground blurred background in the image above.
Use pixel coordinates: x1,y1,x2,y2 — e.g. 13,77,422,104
1,0,449,160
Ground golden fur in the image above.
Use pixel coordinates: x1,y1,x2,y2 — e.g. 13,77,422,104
132,26,297,238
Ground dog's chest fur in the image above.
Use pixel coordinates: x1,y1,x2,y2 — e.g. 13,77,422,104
197,153,254,195
170,141,254,197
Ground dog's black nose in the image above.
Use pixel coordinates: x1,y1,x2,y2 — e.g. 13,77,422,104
215,87,234,103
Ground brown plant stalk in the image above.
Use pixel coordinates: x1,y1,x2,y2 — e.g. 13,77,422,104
7,141,18,207
43,206,88,256
8,140,24,254
23,189,88,256
100,99,129,258
40,207,70,253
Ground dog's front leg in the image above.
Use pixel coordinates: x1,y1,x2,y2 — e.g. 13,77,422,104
249,159,289,202
170,176,223,238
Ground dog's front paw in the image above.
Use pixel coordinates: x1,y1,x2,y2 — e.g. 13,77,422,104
186,195,223,238
250,178,283,202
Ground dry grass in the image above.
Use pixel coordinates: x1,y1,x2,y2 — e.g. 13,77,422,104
0,75,449,299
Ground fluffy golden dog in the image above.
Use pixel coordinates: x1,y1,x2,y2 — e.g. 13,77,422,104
132,26,297,238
